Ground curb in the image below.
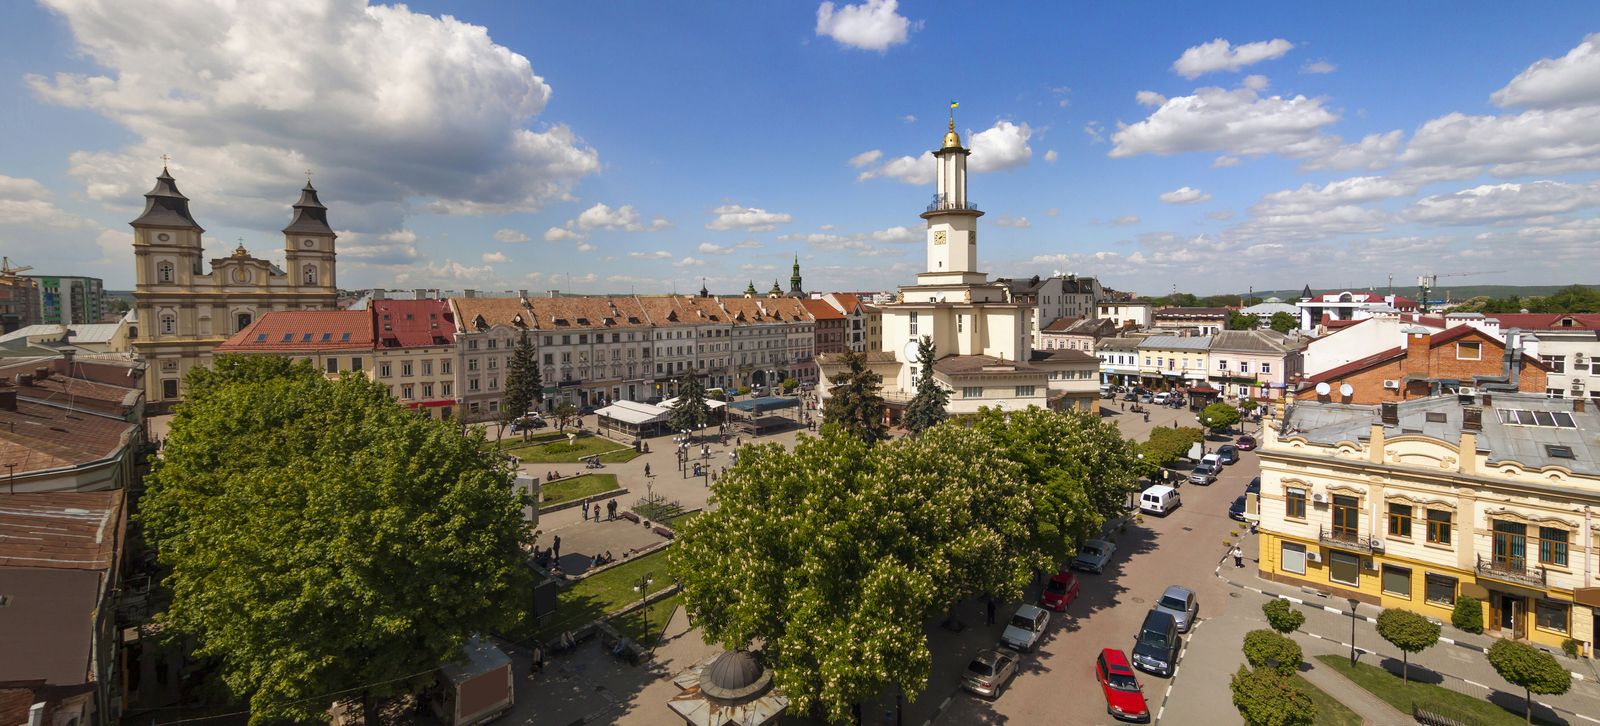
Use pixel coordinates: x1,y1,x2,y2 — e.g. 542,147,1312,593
537,485,629,515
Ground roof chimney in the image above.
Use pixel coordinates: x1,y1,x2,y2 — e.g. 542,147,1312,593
15,373,32,387
0,387,15,411
1482,393,1492,408
519,289,528,299
371,289,386,300
1380,401,1399,426
464,289,476,298
34,366,49,381
1575,398,1586,413
1463,406,1483,431
412,288,426,300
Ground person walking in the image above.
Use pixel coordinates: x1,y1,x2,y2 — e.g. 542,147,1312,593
581,497,590,520
984,598,996,625
1232,544,1244,568
644,462,651,478
552,535,561,561
607,499,618,520
593,503,601,522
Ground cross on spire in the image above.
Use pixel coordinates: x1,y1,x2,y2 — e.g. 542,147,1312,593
160,153,171,167
305,168,314,183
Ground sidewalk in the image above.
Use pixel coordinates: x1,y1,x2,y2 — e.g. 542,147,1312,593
1296,652,1409,726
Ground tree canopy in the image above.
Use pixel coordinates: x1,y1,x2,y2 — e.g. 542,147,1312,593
1268,311,1299,334
1375,608,1439,683
1230,666,1316,726
1487,638,1572,723
141,355,533,722
1139,426,1204,475
1242,629,1302,676
1202,402,1242,431
502,330,543,439
1454,285,1600,314
1229,310,1261,330
1262,599,1305,635
822,348,888,444
666,374,712,434
901,337,949,435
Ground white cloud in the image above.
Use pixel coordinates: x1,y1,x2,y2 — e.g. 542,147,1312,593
493,228,530,243
338,228,421,265
31,0,600,230
706,204,792,232
628,250,673,260
544,227,584,242
856,153,932,184
867,225,919,242
1300,130,1403,171
1173,38,1295,79
900,115,917,124
969,121,1033,172
1212,155,1241,168
1044,149,1059,163
1135,90,1167,107
697,240,764,255
1302,60,1337,74
672,256,705,268
576,202,644,231
849,149,884,167
1404,181,1600,225
1252,176,1416,216
1207,210,1235,220
1083,121,1105,144
0,174,95,229
776,224,918,254
395,259,498,286
1399,106,1600,174
994,215,1031,228
1492,33,1600,109
1242,74,1270,91
1159,186,1213,204
481,251,508,263
1110,83,1338,159
1110,215,1140,226
815,0,914,52
574,241,595,253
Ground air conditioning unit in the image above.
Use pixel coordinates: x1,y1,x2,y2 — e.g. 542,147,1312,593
1306,552,1323,564
1370,540,1385,552
1383,379,1400,389
1456,386,1477,396
1312,492,1326,503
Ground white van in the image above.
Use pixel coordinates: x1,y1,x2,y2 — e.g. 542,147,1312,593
1152,392,1171,405
1140,485,1181,516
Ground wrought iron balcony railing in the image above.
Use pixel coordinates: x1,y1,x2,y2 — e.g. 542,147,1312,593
1476,554,1547,588
926,195,980,213
1318,525,1377,552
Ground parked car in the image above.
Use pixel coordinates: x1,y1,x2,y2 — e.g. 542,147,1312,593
1201,453,1223,469
1246,476,1260,495
962,648,1019,699
1040,571,1081,611
1153,585,1199,633
510,417,545,432
1138,393,1154,403
578,405,596,415
1095,648,1151,723
1000,604,1051,652
1216,445,1239,465
1071,539,1117,574
1152,392,1171,405
1139,485,1181,516
1187,463,1218,486
1228,495,1248,522
1235,435,1257,451
1131,609,1181,677
1123,392,1138,402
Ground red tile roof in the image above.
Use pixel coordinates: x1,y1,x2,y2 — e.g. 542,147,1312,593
801,299,844,320
1487,313,1600,330
0,491,124,571
217,310,374,352
372,299,455,348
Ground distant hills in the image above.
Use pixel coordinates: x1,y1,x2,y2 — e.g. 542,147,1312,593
1246,283,1597,303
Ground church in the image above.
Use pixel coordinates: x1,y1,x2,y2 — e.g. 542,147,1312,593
819,112,1083,418
130,167,338,407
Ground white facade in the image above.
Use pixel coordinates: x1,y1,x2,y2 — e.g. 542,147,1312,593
1097,301,1153,329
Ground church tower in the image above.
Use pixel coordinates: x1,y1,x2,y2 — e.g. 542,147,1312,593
788,255,805,297
131,166,206,286
283,179,337,292
920,114,985,285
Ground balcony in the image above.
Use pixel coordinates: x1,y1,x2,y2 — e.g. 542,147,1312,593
925,194,980,214
1318,525,1377,552
1476,555,1547,589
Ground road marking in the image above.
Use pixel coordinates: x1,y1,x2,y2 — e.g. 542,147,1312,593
1462,679,1487,689
939,696,950,711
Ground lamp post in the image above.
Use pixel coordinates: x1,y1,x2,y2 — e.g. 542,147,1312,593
636,573,655,641
1348,597,1360,665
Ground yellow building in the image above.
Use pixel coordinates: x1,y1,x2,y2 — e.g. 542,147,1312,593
1257,393,1600,654
1135,335,1210,391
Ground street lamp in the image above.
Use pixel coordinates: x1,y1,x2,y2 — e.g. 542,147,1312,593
635,573,655,640
1348,597,1361,665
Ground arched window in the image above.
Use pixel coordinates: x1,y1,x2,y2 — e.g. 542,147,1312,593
159,313,177,335
157,261,175,283
236,312,253,332
1339,292,1353,303
303,264,318,285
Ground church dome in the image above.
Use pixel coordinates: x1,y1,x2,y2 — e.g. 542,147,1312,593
701,650,772,704
942,120,962,149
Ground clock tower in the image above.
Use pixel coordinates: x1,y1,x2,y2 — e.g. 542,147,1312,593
921,117,985,285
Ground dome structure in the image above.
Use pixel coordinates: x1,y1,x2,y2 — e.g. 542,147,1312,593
700,650,772,704
942,118,962,149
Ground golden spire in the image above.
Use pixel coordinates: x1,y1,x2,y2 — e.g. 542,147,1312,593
943,116,962,149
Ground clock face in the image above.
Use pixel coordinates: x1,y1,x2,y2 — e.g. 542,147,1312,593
157,233,171,242
302,238,315,248
902,340,920,362
933,230,947,245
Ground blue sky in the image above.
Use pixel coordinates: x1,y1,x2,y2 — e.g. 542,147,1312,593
3,1,1599,296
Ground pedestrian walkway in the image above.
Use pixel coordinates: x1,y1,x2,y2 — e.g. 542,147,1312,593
1296,653,1409,726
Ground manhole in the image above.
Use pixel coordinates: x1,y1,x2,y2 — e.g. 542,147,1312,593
1131,596,1146,604
1230,592,1243,598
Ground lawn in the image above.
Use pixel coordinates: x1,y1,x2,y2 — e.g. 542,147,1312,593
663,510,701,530
500,431,640,463
521,549,672,643
1293,674,1362,726
539,473,620,507
1315,654,1560,726
614,592,682,648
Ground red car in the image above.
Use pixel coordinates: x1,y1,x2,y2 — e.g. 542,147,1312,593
1235,435,1257,451
1095,648,1150,723
1040,571,1080,611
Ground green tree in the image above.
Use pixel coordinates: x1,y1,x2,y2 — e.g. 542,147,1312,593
1242,629,1303,675
1452,595,1484,634
669,425,1050,723
553,401,578,431
1375,608,1440,683
667,374,712,435
1139,426,1205,477
1268,311,1298,334
822,347,888,445
1239,399,1260,412
781,377,799,393
1230,666,1316,726
1202,402,1242,432
141,355,532,723
1538,284,1600,313
1487,638,1573,723
1262,599,1305,635
1229,310,1261,330
501,331,544,441
901,337,949,436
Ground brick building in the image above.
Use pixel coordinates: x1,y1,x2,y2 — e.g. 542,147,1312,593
1295,325,1548,404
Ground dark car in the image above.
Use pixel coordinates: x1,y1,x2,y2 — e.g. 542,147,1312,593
1229,495,1248,522
1216,445,1239,465
1123,392,1138,401
1235,435,1257,451
1131,610,1181,678
578,405,596,415
1246,476,1260,495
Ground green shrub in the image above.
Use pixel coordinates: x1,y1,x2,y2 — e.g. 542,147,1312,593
1262,599,1305,635
1243,629,1302,675
1452,595,1484,634
1563,638,1582,658
737,385,752,395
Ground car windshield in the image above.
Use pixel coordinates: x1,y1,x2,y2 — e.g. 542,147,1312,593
1159,595,1188,611
1046,579,1069,594
967,658,995,677
1107,670,1140,691
1139,627,1170,649
1081,545,1102,557
1010,614,1038,629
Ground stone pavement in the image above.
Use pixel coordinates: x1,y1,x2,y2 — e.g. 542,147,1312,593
544,517,668,575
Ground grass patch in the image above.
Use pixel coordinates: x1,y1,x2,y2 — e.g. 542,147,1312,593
519,550,671,643
614,592,682,648
500,432,640,463
1315,654,1560,726
664,510,701,530
539,473,620,507
1292,674,1362,726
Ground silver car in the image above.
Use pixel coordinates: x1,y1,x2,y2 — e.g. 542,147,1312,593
1187,463,1218,486
1071,539,1117,574
1000,604,1051,652
962,648,1019,699
1153,585,1199,633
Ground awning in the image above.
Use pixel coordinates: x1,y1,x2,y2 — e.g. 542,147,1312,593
660,396,728,411
595,400,669,425
1187,384,1219,394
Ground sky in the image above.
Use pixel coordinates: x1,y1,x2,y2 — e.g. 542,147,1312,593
2,1,1599,296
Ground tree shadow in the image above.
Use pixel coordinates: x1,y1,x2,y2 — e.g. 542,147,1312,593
1374,656,1444,686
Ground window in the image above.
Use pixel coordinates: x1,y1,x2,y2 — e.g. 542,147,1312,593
162,379,179,398
422,361,432,376
1281,542,1307,575
1547,445,1575,459
302,264,317,285
1261,362,1272,374
962,386,983,398
1239,362,1250,373
1539,527,1569,567
1456,341,1482,360
467,379,479,392
469,401,480,413
1328,551,1361,586
1493,520,1526,568
1218,360,1228,371
1424,573,1457,606
402,361,413,377
235,312,253,332
1331,495,1360,540
1285,487,1307,519
1381,565,1412,597
441,381,452,396
1388,502,1413,538
1549,355,1565,373
441,359,451,374
909,311,918,336
157,261,175,283
326,358,338,374
401,384,414,399
350,357,362,372
422,383,433,398
488,377,498,390
957,315,964,333
1015,385,1036,397
159,313,176,335
1426,510,1452,545
489,401,499,412
380,363,392,378
1535,600,1570,634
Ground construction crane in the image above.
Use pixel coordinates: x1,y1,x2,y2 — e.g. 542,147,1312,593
1416,271,1490,313
0,257,32,278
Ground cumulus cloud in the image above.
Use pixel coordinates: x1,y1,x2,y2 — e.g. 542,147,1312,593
628,250,673,260
1398,106,1600,175
1492,33,1600,109
544,227,584,242
994,215,1031,228
540,202,668,241
1044,149,1059,163
706,204,792,232
855,120,1032,183
493,228,530,243
1404,181,1600,225
849,149,884,167
1110,215,1140,226
1173,38,1295,79
1136,90,1167,107
30,0,600,231
338,228,422,265
1300,130,1403,171
1302,60,1337,74
697,240,763,255
1159,186,1213,204
0,174,95,229
815,0,915,52
1207,210,1235,220
672,256,705,268
395,259,498,286
1213,155,1241,168
481,251,508,263
1110,82,1338,159
777,224,917,254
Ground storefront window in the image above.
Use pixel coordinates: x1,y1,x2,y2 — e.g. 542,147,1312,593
1381,565,1411,597
1424,574,1456,606
1328,551,1360,586
1282,542,1306,575
1535,600,1570,634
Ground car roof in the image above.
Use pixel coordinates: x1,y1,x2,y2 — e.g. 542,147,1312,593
973,648,1006,664
1014,603,1046,618
1141,608,1177,626
1050,571,1076,583
1142,484,1175,495
1085,538,1112,547
1160,585,1194,600
1099,648,1133,668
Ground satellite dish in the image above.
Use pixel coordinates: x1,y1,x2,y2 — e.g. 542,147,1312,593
1315,382,1332,396
1339,383,1354,397
902,340,921,363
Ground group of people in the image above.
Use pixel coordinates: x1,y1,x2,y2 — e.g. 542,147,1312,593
581,497,619,522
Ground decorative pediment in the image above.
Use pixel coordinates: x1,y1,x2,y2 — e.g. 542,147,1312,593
1384,493,1457,511
1325,483,1367,498
1485,507,1576,530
